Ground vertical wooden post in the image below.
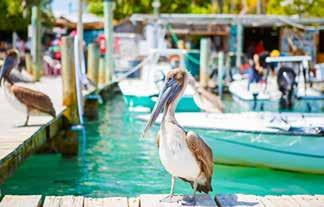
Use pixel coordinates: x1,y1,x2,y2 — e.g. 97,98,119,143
152,0,160,49
61,36,80,125
98,57,106,86
152,0,160,17
104,0,114,83
200,38,210,88
235,21,243,68
31,5,41,81
25,53,34,75
12,32,17,49
217,51,224,98
87,43,99,86
77,0,84,48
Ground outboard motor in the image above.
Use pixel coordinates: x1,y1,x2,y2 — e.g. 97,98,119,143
277,67,297,109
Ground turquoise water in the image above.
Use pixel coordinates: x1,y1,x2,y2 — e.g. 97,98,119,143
1,95,324,197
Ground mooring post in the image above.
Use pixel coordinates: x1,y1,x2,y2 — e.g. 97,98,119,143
98,57,106,87
87,43,99,86
25,53,34,76
31,5,41,81
218,51,224,98
235,21,243,68
200,38,210,88
61,36,80,125
104,0,114,84
12,32,17,49
60,36,80,156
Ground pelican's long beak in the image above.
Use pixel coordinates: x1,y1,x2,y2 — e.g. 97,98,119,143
0,52,17,86
0,60,9,87
142,77,181,136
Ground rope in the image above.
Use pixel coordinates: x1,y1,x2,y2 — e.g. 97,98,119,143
115,52,157,82
166,23,201,65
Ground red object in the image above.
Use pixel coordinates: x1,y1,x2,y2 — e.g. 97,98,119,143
255,41,265,55
97,34,106,55
240,63,250,74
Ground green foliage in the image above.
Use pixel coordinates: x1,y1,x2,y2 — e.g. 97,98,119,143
0,0,29,31
267,0,324,17
87,0,324,18
87,0,213,19
0,0,53,32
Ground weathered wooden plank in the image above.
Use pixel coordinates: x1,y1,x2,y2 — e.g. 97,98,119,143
43,196,83,207
102,197,128,207
140,194,216,207
260,195,300,207
60,196,84,207
84,198,103,207
128,197,140,207
292,195,324,207
0,195,42,207
215,194,265,207
43,196,61,207
315,195,324,203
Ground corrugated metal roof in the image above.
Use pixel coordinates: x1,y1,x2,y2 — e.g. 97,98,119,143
130,14,324,28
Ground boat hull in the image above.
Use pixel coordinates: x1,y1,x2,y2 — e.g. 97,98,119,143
137,112,324,173
211,135,324,174
123,94,200,112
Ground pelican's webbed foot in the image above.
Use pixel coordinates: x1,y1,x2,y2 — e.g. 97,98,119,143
159,194,177,203
180,195,196,206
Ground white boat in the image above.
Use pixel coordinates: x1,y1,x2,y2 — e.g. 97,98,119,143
229,78,281,110
137,112,324,136
137,112,324,173
119,77,200,112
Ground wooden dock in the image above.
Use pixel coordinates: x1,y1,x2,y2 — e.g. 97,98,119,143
0,194,323,207
216,194,324,207
0,77,97,184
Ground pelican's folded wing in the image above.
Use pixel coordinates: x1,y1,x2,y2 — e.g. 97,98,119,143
186,131,214,193
11,85,56,117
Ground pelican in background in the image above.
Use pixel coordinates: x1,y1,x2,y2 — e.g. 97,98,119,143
143,68,214,205
0,50,56,126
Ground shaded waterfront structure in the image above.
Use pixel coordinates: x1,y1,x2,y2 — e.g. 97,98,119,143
130,14,324,65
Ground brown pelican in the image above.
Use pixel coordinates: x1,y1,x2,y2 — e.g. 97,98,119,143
0,50,56,126
143,68,214,205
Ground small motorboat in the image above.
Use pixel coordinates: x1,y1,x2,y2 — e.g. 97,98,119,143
137,112,324,136
137,112,324,174
119,78,200,112
229,78,281,110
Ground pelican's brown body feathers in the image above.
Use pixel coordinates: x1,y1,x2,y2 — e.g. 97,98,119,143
11,84,56,117
157,129,213,193
184,131,213,193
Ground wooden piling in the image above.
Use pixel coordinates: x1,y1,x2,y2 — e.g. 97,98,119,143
200,38,210,88
60,36,81,156
104,0,114,83
61,36,80,125
31,5,41,81
87,43,99,86
84,95,99,121
235,21,243,68
98,56,106,86
217,51,224,98
25,53,34,75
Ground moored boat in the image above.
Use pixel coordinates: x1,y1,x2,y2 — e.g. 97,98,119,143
137,111,324,173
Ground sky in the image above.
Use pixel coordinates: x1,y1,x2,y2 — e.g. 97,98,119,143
51,0,77,15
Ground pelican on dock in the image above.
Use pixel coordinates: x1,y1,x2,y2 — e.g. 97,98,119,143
143,68,214,205
0,50,56,126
